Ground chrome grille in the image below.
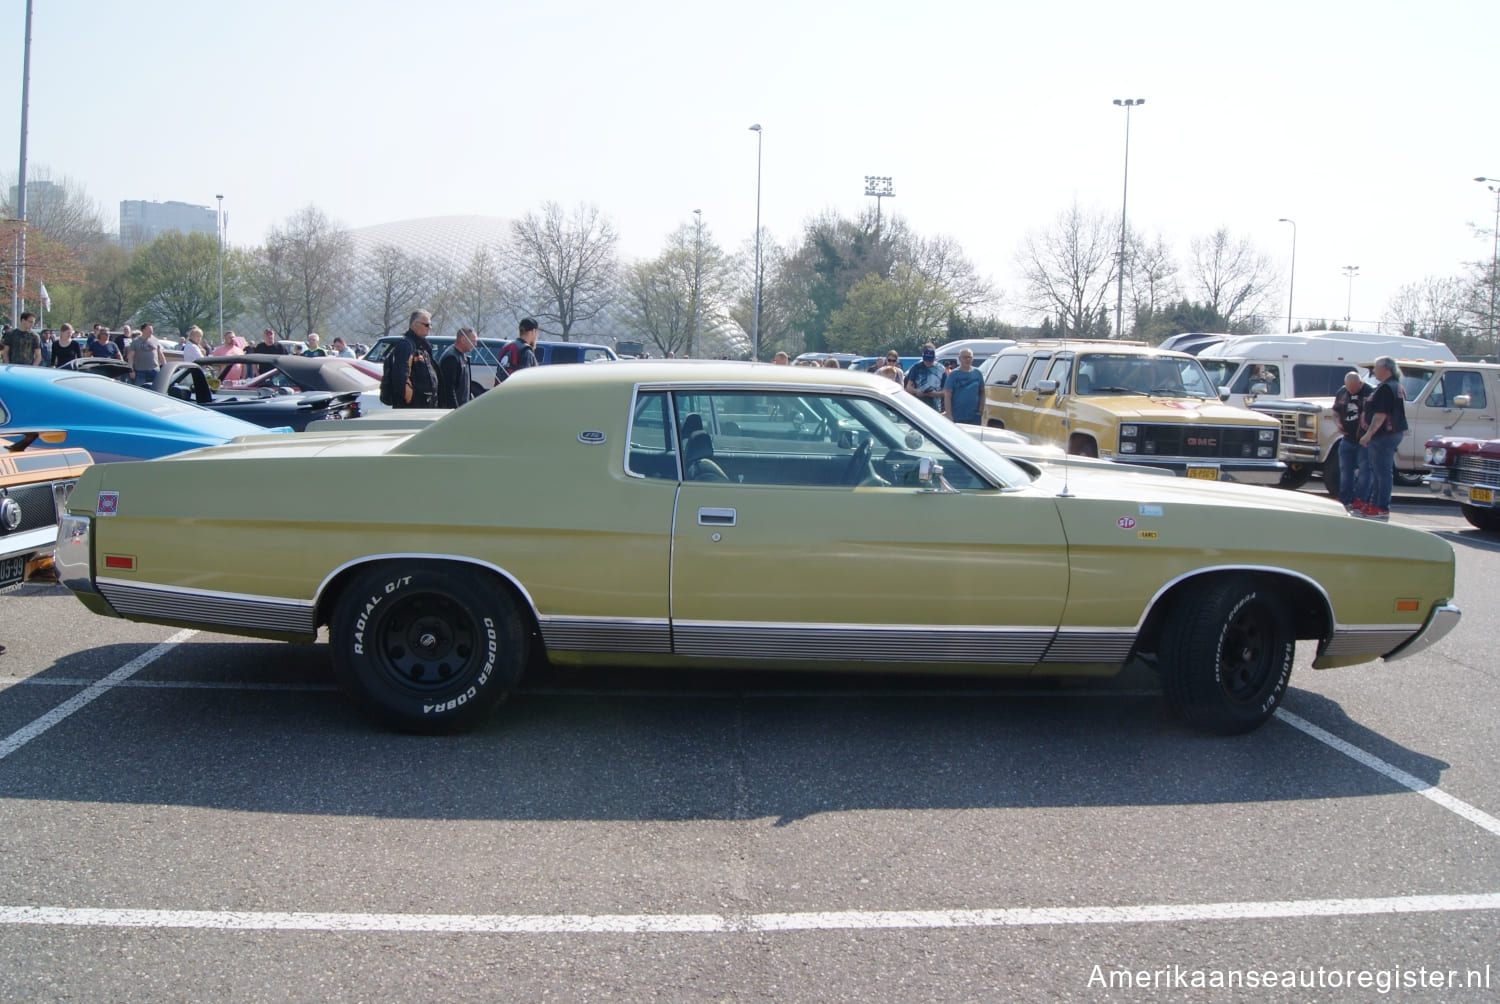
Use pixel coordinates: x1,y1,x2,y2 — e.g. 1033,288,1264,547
1455,454,1500,485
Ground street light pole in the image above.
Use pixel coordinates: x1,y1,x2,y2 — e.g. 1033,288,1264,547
864,176,894,237
692,208,702,358
1474,177,1500,354
749,123,762,361
12,0,34,323
1342,265,1360,326
1112,98,1144,339
216,194,225,341
1277,218,1296,333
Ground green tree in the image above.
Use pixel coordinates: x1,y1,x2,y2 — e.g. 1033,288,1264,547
128,231,239,337
80,243,133,328
824,265,955,355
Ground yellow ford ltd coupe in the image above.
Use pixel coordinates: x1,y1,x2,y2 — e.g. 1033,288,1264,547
56,362,1459,735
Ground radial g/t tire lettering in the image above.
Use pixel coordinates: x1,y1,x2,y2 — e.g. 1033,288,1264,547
330,563,527,733
1160,577,1294,735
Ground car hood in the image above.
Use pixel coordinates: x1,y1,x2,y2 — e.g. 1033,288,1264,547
1089,395,1272,423
1029,464,1344,516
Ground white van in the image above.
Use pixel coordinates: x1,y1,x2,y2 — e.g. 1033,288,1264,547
1197,330,1455,403
1195,331,1457,490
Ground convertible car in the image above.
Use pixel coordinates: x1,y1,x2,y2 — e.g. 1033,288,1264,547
64,357,362,431
0,363,286,462
55,362,1460,735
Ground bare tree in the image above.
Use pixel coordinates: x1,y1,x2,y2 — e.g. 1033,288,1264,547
1015,201,1118,336
362,243,431,339
901,233,994,314
729,230,794,359
260,206,354,336
505,201,619,339
0,168,109,255
1128,229,1179,322
448,246,511,337
1189,228,1280,332
1385,275,1470,339
246,240,300,337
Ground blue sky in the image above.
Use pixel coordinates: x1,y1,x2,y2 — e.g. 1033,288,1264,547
6,0,1498,330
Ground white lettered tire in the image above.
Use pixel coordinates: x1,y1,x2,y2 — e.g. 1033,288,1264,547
330,563,527,733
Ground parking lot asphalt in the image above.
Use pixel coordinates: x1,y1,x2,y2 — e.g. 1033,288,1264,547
0,488,1496,1002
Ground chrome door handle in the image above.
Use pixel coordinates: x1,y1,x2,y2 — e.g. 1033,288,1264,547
697,507,736,526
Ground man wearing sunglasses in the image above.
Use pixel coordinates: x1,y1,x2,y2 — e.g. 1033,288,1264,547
386,309,439,408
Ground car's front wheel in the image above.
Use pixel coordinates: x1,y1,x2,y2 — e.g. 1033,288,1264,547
330,563,527,733
1461,504,1500,532
1160,578,1294,735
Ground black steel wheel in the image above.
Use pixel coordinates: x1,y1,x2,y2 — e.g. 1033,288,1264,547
1160,577,1294,735
330,563,527,733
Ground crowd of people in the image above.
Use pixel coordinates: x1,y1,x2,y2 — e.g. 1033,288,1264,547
0,313,370,387
769,342,985,424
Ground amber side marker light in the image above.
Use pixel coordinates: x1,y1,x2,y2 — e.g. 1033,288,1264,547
1396,600,1420,613
103,555,136,571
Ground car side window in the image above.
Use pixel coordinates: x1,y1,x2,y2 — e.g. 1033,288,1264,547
626,391,678,480
1429,371,1487,409
986,352,1026,388
669,390,984,490
1044,355,1072,391
1020,354,1054,391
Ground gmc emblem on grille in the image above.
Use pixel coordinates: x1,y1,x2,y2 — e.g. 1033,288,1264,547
1187,437,1217,448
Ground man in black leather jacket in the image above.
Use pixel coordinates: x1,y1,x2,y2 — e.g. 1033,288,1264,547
388,309,439,408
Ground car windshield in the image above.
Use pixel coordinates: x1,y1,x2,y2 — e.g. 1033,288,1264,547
1076,353,1218,398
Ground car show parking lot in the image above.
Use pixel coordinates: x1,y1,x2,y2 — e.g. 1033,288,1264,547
1,491,1496,1001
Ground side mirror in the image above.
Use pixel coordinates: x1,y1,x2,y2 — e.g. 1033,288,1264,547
1454,394,1472,408
918,457,936,482
1035,379,1059,394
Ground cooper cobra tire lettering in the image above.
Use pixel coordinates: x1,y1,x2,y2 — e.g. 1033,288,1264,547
331,566,528,734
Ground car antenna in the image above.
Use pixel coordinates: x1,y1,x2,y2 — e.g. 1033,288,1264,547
1057,417,1074,497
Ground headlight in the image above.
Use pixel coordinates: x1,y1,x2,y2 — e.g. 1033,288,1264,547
1257,446,1275,458
1427,446,1448,465
1119,442,1137,453
1258,429,1276,442
1120,425,1138,438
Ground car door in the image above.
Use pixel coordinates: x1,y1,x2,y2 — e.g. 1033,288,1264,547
667,388,1069,667
1030,353,1074,449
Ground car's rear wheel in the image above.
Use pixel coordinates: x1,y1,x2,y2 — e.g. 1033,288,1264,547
1160,577,1294,735
330,563,527,733
1461,504,1500,532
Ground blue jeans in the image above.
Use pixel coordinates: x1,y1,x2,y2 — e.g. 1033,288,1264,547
134,369,157,387
1358,431,1403,510
1337,436,1362,506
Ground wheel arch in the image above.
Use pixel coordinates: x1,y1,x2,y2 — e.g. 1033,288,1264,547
1134,565,1334,655
313,553,544,644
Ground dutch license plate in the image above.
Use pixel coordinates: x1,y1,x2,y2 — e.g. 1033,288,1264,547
1186,466,1220,481
0,555,24,592
1470,486,1494,504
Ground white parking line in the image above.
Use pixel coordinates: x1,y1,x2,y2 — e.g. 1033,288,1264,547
1,892,1497,934
0,630,196,762
1276,709,1500,838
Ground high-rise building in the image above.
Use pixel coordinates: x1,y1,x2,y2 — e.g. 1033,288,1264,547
119,199,217,251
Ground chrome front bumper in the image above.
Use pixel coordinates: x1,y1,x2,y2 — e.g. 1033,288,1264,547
1384,603,1462,662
